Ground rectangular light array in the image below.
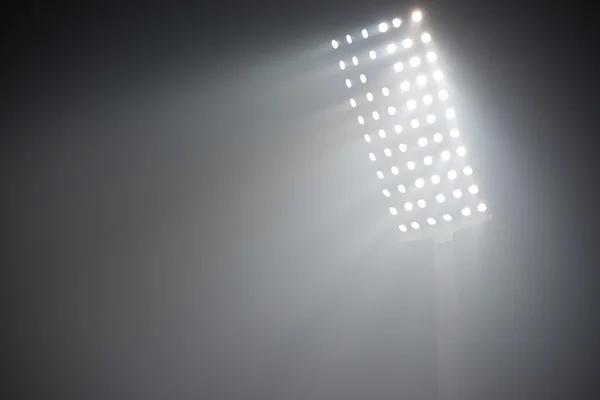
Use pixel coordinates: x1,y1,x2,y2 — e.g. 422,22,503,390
330,9,488,235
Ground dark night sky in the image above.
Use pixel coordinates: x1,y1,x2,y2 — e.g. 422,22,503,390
3,1,600,399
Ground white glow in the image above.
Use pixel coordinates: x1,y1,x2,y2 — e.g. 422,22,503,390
373,111,380,120
443,214,452,221
377,171,384,179
364,134,371,143
388,106,396,115
411,221,420,230
417,75,427,86
410,56,421,67
411,119,420,128
446,108,456,119
427,218,437,225
398,144,407,152
426,114,436,124
383,189,391,197
439,90,449,100
331,40,339,49
352,56,358,65
433,133,443,143
399,224,408,232
453,189,463,198
349,98,356,108
462,207,472,216
390,207,398,215
407,100,417,110
346,34,352,44
394,125,403,134
382,87,390,96
477,203,488,212
393,18,401,28
339,61,346,70
405,202,413,211
426,52,437,62
463,166,473,176
448,170,457,180
423,94,433,105
362,29,368,39
434,70,444,81
418,199,426,208
398,184,406,193
358,116,364,124
366,92,374,101
379,22,388,32
415,178,425,188
436,194,446,203
421,32,431,43
418,137,428,147
345,79,352,88
387,43,396,54
457,146,466,156
407,161,416,170
469,184,479,194
391,166,399,175
384,148,392,156
441,150,451,160
394,62,404,72
431,174,441,184
369,153,376,161
400,81,410,91
424,156,433,165
449,128,459,138
402,38,413,48
369,50,376,59
412,10,423,22
378,129,386,138
360,74,367,83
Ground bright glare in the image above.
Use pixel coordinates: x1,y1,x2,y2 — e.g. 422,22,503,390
439,90,449,100
417,75,427,86
426,114,436,124
457,146,466,156
407,100,417,110
405,202,413,211
346,35,352,44
399,144,407,152
383,189,391,197
358,116,364,124
390,207,398,215
377,171,384,179
362,29,368,38
411,221,420,230
393,18,401,28
339,61,346,70
418,137,428,147
436,194,446,203
398,184,406,193
366,92,374,101
332,40,339,49
346,79,352,88
388,106,396,115
477,203,488,212
369,50,377,59
431,174,441,184
411,119,420,128
400,81,410,91
382,87,390,96
427,218,437,226
384,148,392,156
421,32,432,43
379,22,388,32
415,178,425,188
350,98,356,107
424,156,433,165
469,184,479,194
364,134,371,143
423,95,433,105
407,161,416,170
448,170,457,179
369,153,376,161
360,74,367,83
399,224,408,232
387,44,396,54
433,133,443,143
379,129,386,138
373,111,380,120
394,125,403,133
352,56,359,65
450,128,459,138
443,214,452,221
462,207,472,216
453,189,463,198
426,52,437,62
391,166,399,175
441,150,451,160
418,199,426,208
446,108,456,119
434,70,444,81
463,166,473,176
394,62,404,72
402,38,413,48
410,56,421,67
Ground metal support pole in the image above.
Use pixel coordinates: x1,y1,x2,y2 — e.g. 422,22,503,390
434,236,460,400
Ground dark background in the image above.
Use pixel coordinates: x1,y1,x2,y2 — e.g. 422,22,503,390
3,1,599,399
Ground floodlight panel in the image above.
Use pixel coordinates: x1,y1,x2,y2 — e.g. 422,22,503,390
328,8,488,237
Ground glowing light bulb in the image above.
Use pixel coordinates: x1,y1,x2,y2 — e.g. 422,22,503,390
405,202,413,211
390,207,398,215
398,144,407,152
426,52,437,62
469,184,479,194
417,75,427,86
393,18,402,28
453,189,463,198
433,133,443,143
448,170,457,180
411,119,420,129
366,92,373,101
424,156,433,165
441,150,451,160
406,161,416,170
431,174,441,184
369,153,376,161
378,129,386,138
387,43,396,53
339,61,346,70
477,203,488,212
383,189,391,197
357,116,364,124
346,34,352,44
381,87,390,96
369,50,376,59
410,56,421,67
423,94,433,105
391,166,399,175
421,32,431,43
398,184,406,193
412,10,423,22
418,199,426,208
450,128,459,138
372,111,380,120
364,134,371,143
462,207,472,216
415,178,425,188
362,29,368,38
443,214,452,221
379,22,388,32
434,70,444,81
384,148,392,156
331,40,339,49
463,166,473,176
394,62,404,72
394,125,403,134
427,218,437,225
388,106,396,115
376,171,384,179
418,137,428,147
345,79,352,88
446,108,456,119
407,100,417,110
399,224,408,232
457,146,466,156
400,81,410,91
426,114,436,124
402,38,413,48
411,221,420,230
360,74,367,83
437,194,446,203
439,90,449,100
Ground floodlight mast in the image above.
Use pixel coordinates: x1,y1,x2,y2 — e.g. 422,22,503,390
328,7,491,400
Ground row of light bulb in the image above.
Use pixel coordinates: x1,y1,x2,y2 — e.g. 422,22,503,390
364,127,459,142
398,204,488,232
391,191,483,214
358,108,455,125
352,89,448,109
375,150,468,178
377,165,474,185
345,69,443,89
385,181,478,198
331,10,424,49
369,138,463,160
